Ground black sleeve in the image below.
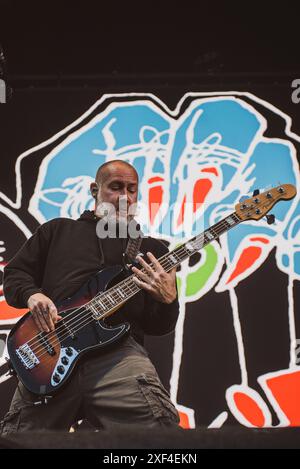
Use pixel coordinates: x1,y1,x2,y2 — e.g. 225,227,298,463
140,238,180,336
3,224,50,309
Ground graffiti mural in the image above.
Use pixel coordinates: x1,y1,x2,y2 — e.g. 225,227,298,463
0,91,299,428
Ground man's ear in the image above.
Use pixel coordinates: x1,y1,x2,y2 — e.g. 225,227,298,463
90,182,98,199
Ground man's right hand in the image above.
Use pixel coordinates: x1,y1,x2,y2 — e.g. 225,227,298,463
27,293,62,333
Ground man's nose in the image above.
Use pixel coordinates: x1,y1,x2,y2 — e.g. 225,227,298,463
118,194,129,209
119,190,133,201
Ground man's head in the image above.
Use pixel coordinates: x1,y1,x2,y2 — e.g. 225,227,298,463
90,160,139,220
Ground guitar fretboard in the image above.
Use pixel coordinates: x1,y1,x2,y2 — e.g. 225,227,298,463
88,212,241,319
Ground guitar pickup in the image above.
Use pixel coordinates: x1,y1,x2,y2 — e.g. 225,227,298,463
38,332,56,356
61,319,77,340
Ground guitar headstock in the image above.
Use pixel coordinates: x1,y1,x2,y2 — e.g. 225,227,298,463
235,184,297,222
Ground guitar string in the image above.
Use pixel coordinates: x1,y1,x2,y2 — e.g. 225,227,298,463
22,214,240,358
23,215,240,358
15,188,289,374
26,215,240,362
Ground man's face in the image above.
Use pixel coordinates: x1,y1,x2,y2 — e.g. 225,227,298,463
93,164,138,220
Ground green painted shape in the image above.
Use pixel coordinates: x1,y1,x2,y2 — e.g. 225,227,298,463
185,244,218,296
176,276,182,297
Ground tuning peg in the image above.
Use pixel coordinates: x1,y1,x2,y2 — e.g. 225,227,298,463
239,195,248,203
266,214,275,225
253,189,260,196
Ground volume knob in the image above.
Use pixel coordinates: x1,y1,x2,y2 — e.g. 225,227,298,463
53,373,61,383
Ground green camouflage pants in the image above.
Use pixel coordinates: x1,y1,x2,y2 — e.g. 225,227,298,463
0,335,179,434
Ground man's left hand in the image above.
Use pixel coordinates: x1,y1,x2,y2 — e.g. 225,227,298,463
132,252,177,304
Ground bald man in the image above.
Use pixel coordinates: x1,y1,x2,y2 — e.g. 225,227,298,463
1,160,180,435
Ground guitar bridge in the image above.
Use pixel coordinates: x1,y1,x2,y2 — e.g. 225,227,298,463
16,343,40,370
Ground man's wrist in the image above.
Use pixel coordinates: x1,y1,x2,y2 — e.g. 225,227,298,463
24,289,43,307
163,293,177,304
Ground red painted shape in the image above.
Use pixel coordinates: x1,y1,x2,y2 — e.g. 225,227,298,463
226,246,262,284
193,179,212,212
201,167,218,177
176,177,213,228
196,167,218,211
0,300,27,320
178,410,191,429
149,185,163,225
249,237,269,244
148,176,164,184
233,392,266,427
177,195,186,227
266,371,300,426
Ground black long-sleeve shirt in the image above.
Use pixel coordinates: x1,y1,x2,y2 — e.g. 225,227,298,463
3,210,179,345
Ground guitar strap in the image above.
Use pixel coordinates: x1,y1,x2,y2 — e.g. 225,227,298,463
122,219,144,271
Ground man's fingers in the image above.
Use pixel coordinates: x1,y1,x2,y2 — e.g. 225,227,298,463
27,294,61,333
131,266,150,282
44,308,56,331
37,304,55,331
32,302,61,332
32,311,45,333
49,304,62,322
33,307,50,332
136,255,155,275
132,275,152,291
39,302,62,330
146,252,164,273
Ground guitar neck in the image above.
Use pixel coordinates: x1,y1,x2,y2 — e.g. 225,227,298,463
158,212,241,272
91,212,241,318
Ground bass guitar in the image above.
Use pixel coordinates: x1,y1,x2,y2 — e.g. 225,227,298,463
6,184,296,395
